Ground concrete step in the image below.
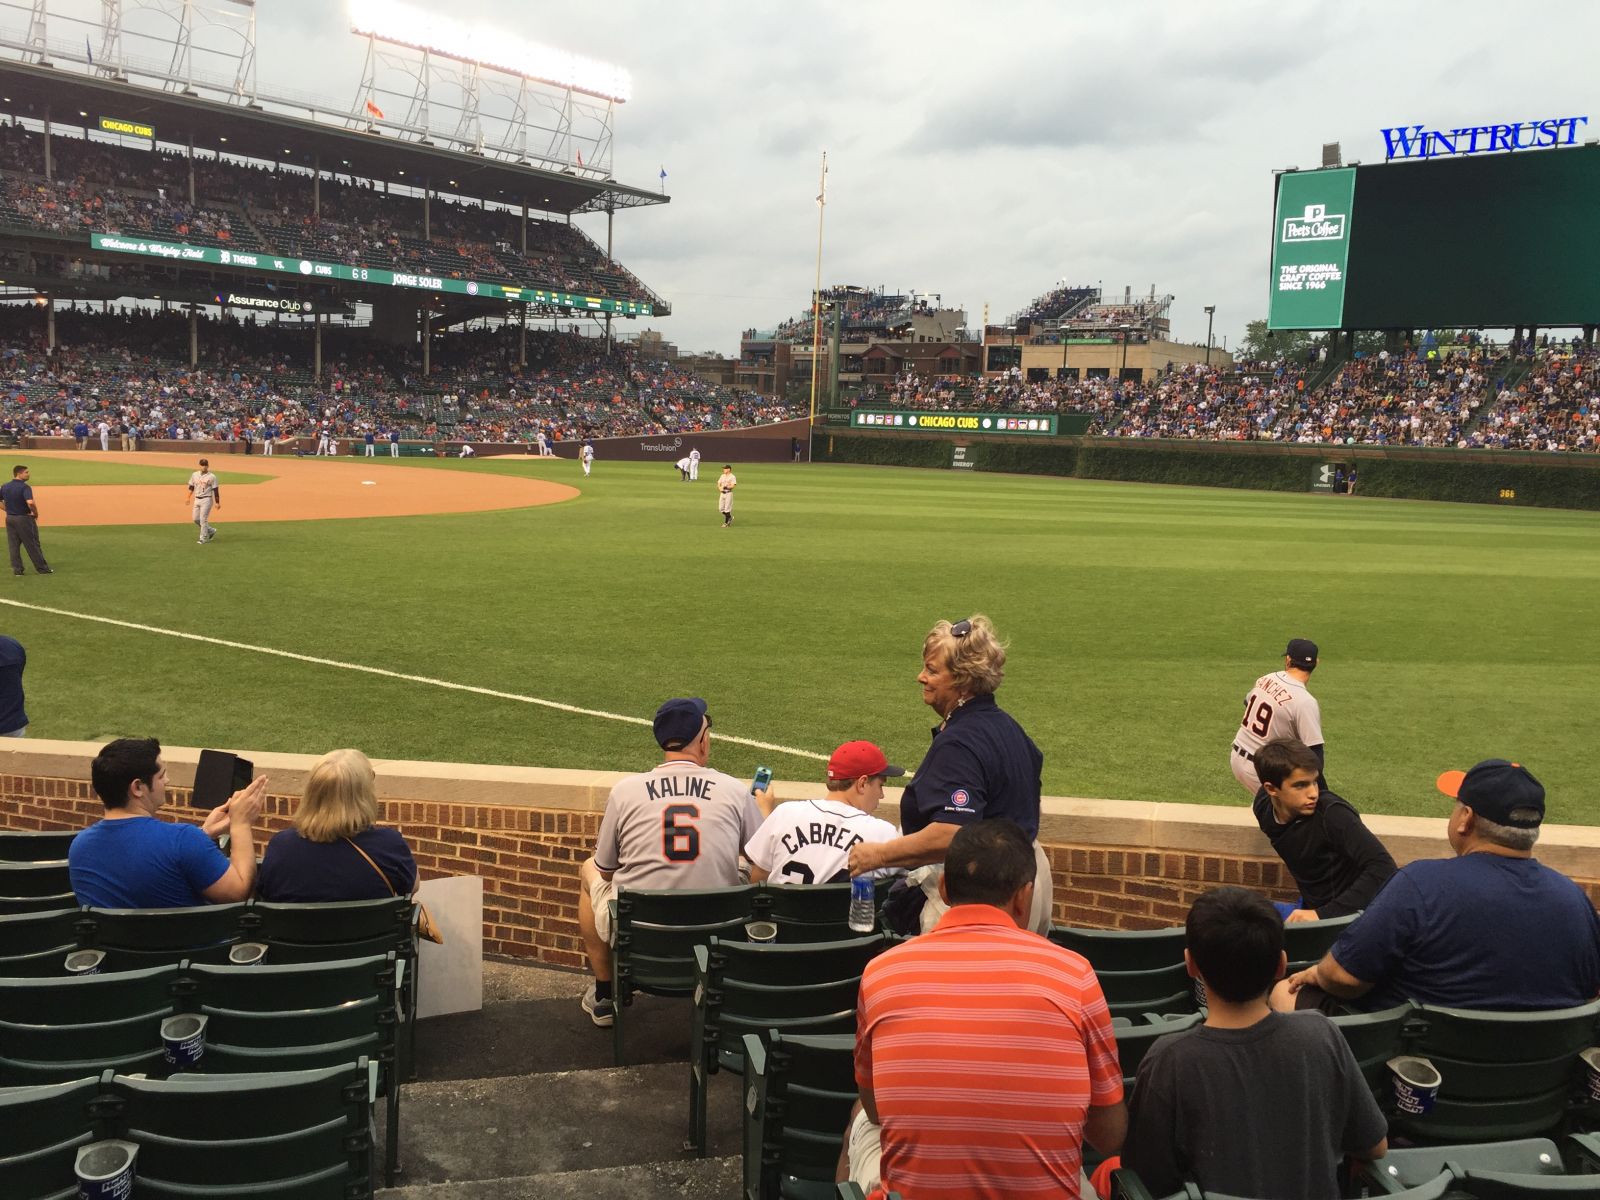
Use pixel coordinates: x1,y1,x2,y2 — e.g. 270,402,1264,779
376,1156,741,1200
393,1062,746,1186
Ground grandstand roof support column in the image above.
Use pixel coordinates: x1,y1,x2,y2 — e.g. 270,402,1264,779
421,307,430,377
188,304,198,369
519,304,527,367
424,182,430,241
187,131,195,206
44,294,54,352
314,311,322,380
41,107,51,182
520,200,527,255
313,156,320,218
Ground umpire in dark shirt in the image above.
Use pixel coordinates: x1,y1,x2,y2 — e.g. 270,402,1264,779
1,465,51,576
1253,738,1394,922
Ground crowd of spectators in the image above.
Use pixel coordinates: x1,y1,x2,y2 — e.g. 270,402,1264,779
0,123,657,305
0,306,801,446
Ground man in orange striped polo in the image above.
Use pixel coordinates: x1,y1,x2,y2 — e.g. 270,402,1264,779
850,819,1126,1199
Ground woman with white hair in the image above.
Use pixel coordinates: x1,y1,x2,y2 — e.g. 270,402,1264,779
257,748,416,902
847,614,1051,934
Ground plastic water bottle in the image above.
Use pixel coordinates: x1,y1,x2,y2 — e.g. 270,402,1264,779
848,874,876,933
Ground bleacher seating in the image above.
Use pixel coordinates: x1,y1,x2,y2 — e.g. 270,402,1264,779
745,1031,857,1200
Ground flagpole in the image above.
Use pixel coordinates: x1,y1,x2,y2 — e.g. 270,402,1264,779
808,151,828,439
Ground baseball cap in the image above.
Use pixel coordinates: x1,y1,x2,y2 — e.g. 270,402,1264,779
827,740,905,781
1285,638,1319,667
1436,759,1545,828
653,697,710,750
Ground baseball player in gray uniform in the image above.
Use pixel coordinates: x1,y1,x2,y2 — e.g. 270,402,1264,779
186,458,220,544
576,696,762,1026
1230,637,1324,793
717,465,737,527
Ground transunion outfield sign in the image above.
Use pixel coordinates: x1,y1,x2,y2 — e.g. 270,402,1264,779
1381,116,1588,161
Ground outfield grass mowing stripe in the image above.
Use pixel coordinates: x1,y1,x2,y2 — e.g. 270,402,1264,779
0,596,828,765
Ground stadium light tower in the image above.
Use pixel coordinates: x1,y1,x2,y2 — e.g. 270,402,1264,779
1120,323,1132,376
1204,305,1216,366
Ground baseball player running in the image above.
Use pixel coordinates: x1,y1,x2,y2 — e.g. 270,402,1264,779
1231,637,1324,793
186,457,220,544
575,697,763,1026
717,464,737,527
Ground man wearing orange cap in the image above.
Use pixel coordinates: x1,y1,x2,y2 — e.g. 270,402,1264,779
1273,759,1600,1013
747,741,904,885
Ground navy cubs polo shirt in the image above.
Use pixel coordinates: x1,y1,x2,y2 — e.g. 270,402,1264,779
900,694,1044,839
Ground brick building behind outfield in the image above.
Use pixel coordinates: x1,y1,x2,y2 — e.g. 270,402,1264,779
4,740,1597,968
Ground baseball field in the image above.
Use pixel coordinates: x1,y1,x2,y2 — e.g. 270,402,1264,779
2,449,1596,825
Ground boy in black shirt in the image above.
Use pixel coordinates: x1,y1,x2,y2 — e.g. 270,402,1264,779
1254,739,1396,922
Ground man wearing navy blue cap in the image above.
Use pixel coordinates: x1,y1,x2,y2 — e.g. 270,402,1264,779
1274,759,1600,1013
575,696,764,1026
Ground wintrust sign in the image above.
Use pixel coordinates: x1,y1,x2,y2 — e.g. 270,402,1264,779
1381,116,1588,161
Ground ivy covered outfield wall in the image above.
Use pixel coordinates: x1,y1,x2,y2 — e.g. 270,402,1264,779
809,430,1600,511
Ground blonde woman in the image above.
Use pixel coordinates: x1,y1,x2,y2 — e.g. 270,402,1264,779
257,748,417,902
846,615,1052,934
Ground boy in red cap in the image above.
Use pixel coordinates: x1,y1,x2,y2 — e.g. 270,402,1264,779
747,740,904,885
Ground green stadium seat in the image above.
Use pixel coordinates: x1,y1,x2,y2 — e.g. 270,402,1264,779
1450,1170,1600,1198
0,862,72,898
0,1075,98,1200
1357,1138,1565,1194
753,880,897,943
691,933,886,1155
0,831,77,862
247,897,419,1079
1048,925,1187,973
0,964,181,1084
610,885,756,1066
185,953,401,1186
0,909,85,977
1394,1000,1600,1142
112,1059,375,1198
1331,1002,1415,1095
745,1032,856,1200
1280,911,1359,970
1109,1166,1456,1200
88,904,246,969
1113,1012,1204,1086
0,894,78,917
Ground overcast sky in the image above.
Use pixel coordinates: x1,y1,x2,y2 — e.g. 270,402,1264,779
70,0,1600,355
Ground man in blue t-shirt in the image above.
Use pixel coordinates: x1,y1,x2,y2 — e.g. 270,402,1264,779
0,634,25,736
1274,759,1600,1013
68,737,269,909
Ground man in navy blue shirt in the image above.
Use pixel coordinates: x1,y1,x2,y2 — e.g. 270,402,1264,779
2,465,51,576
0,634,26,736
1274,759,1600,1012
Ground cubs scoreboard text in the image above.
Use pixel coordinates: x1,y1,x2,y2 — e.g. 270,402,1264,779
1268,147,1600,330
88,234,655,316
851,410,1058,435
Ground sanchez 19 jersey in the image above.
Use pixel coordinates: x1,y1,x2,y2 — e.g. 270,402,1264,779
1236,671,1323,755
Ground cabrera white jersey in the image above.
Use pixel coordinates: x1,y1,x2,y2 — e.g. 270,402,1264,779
1235,671,1323,755
594,760,762,890
746,798,900,885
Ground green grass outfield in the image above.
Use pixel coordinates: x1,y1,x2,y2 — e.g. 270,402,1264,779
3,455,1596,825
3,456,265,486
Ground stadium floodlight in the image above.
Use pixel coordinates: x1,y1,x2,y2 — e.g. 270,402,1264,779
348,0,632,103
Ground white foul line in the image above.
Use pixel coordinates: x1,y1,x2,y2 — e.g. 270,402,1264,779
0,597,828,763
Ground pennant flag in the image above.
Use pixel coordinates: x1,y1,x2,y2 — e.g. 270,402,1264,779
659,166,667,180
576,147,585,168
85,36,93,66
365,98,384,120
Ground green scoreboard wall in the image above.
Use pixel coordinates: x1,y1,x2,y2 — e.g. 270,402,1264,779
1267,146,1600,330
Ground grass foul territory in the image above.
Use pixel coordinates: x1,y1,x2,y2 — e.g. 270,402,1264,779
4,455,1596,824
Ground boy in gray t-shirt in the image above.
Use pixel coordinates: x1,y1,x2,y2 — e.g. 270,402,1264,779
1121,887,1388,1200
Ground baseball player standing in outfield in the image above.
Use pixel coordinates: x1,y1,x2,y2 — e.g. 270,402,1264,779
581,437,596,477
689,446,701,481
717,464,737,527
575,697,763,1026
186,457,220,545
1230,638,1324,794
747,740,904,884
